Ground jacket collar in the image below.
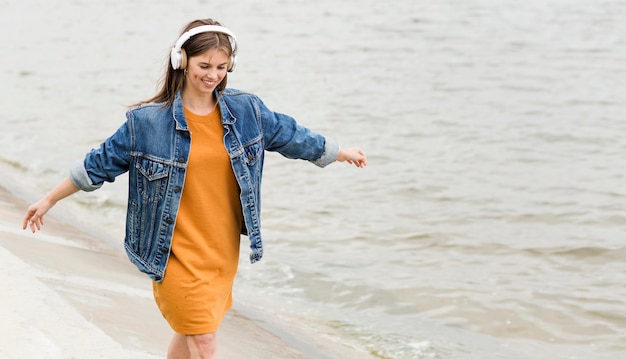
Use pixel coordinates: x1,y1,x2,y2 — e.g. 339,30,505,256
216,89,237,125
172,89,237,128
172,91,188,131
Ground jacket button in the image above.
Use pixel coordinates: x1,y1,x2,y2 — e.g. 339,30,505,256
174,187,181,193
155,275,161,281
166,218,173,224
161,248,168,254
178,157,185,163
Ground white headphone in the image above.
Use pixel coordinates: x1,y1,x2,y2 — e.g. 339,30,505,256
170,25,238,72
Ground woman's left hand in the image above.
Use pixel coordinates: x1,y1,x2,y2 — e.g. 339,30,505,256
337,147,367,168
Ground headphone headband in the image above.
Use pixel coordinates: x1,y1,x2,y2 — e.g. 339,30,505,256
170,25,238,71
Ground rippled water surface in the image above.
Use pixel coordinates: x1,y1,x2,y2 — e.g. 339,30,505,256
1,0,625,358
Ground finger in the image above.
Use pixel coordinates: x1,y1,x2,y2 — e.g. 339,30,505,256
27,214,41,233
22,213,33,230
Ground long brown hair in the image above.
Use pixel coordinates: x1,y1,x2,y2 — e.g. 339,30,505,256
135,19,234,106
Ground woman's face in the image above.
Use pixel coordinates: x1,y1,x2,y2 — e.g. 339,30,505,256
185,48,229,96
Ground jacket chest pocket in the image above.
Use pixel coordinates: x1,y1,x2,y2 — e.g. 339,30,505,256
136,158,170,201
243,139,263,166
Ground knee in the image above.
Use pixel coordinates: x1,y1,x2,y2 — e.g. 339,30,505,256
167,334,190,359
187,333,218,358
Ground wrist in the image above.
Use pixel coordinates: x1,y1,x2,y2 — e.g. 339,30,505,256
336,148,346,162
43,194,59,207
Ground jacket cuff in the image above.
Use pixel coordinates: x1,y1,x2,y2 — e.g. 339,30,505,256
313,136,339,168
69,160,102,192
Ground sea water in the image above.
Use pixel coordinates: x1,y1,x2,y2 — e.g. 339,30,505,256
1,0,625,358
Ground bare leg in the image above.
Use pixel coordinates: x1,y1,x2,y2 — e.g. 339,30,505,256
186,333,218,359
167,333,191,359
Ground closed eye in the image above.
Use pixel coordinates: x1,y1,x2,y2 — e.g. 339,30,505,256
199,62,229,70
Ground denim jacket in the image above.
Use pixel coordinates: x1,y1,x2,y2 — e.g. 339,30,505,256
69,89,339,282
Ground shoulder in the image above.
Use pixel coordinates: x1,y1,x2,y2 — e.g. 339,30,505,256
221,88,261,103
126,102,170,121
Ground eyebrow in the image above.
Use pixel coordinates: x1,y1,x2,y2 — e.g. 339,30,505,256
198,61,229,66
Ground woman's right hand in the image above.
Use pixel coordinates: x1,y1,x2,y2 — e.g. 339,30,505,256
22,177,80,233
22,198,54,233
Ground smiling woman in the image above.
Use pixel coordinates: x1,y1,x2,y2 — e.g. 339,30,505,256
183,50,230,115
136,20,238,109
21,17,367,359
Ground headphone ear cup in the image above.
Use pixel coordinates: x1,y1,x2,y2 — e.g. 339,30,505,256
180,49,188,70
170,48,181,70
228,54,236,72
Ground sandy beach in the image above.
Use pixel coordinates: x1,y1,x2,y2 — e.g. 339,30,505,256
0,185,373,359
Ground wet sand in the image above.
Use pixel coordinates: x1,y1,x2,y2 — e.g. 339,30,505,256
0,185,371,359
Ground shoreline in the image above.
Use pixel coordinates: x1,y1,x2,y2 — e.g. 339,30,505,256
0,185,373,359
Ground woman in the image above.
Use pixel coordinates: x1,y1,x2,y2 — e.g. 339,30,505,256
22,18,367,359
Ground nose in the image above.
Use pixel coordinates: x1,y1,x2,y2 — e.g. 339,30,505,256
206,68,219,80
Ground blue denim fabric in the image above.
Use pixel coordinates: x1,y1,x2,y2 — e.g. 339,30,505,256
69,89,339,282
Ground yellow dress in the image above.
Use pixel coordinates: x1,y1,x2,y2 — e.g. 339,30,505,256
152,106,243,334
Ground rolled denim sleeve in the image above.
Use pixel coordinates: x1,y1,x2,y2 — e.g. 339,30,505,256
312,136,339,168
69,120,132,192
69,159,103,192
